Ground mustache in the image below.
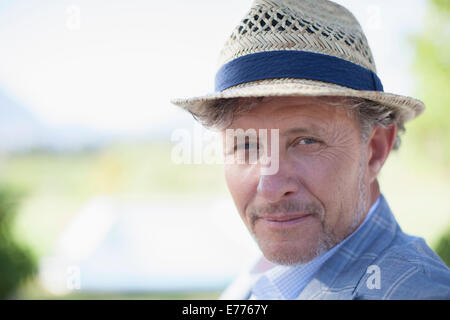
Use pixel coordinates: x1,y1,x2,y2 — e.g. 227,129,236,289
247,199,324,221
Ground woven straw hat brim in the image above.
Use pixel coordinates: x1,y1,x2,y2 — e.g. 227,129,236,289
171,78,425,124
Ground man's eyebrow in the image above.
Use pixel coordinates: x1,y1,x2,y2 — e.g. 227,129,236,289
282,126,326,136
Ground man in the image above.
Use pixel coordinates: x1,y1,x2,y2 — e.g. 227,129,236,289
171,0,450,299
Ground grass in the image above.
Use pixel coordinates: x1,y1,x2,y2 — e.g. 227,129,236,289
1,141,228,257
15,282,222,300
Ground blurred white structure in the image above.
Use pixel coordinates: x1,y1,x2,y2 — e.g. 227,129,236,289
39,195,261,294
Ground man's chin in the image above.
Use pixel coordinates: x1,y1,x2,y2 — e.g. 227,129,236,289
257,241,320,266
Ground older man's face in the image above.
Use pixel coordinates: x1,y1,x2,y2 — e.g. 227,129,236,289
222,96,371,265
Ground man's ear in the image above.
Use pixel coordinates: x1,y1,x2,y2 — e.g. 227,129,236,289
366,124,397,183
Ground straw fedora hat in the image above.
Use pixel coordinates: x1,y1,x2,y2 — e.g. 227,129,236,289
171,0,425,124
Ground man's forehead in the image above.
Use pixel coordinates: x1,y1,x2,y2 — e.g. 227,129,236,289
281,124,328,137
229,95,351,130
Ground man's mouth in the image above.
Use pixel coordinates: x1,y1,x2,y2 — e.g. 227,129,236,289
259,213,313,228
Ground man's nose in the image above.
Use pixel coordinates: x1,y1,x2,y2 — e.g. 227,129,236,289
256,165,300,203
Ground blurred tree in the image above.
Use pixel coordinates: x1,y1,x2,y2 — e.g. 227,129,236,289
409,0,450,167
434,227,450,266
411,0,450,264
0,186,36,299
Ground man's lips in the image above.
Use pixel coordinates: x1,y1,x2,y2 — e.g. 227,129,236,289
258,213,313,227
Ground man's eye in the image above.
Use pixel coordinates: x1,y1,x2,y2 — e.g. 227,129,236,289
297,137,319,145
235,142,258,151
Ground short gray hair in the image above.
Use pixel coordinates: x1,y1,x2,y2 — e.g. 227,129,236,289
188,96,405,150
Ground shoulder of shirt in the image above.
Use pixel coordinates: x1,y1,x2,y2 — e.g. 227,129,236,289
351,223,450,299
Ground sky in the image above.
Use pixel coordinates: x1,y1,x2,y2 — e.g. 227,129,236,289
0,0,428,137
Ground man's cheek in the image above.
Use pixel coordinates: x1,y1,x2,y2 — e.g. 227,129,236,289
291,160,335,194
224,167,252,214
224,166,240,191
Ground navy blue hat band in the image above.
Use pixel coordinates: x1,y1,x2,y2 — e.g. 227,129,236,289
214,50,384,92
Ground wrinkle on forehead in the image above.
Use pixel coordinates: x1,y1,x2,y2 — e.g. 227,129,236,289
229,96,354,132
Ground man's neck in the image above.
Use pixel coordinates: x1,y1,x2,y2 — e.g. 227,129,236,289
351,179,381,234
369,179,381,213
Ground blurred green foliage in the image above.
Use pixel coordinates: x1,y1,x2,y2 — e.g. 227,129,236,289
409,0,450,263
432,0,450,11
409,0,450,167
0,186,37,299
434,227,450,267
